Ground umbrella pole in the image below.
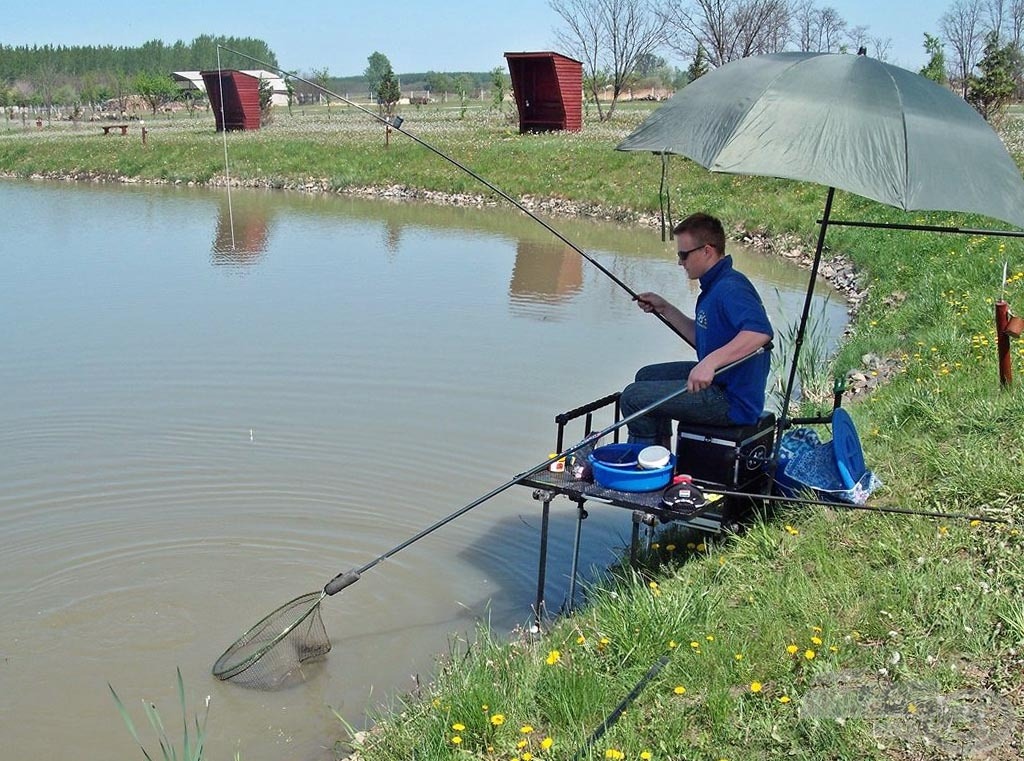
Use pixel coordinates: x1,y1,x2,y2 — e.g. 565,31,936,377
771,187,836,478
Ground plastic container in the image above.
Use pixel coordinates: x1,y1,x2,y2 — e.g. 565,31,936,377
638,445,671,470
590,443,675,492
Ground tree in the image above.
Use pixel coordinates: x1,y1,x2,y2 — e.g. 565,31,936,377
258,77,274,125
967,29,1020,120
490,66,509,107
686,43,710,82
311,66,330,114
425,71,452,100
551,0,668,121
920,32,948,84
659,0,792,68
134,72,178,115
376,63,401,117
941,0,984,98
365,52,392,99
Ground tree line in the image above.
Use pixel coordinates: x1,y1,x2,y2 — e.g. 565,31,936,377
550,0,1024,122
0,36,276,116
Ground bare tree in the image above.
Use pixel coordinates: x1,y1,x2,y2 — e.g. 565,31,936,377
659,0,793,67
984,0,1007,40
870,35,893,60
789,0,847,52
941,0,985,97
816,6,847,51
1010,0,1024,47
551,0,668,121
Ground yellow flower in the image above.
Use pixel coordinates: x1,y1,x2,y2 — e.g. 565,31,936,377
786,644,798,654
907,703,918,714
541,737,554,750
705,634,715,642
778,695,791,704
810,636,822,646
640,753,652,760
599,636,610,646
805,649,816,660
490,713,505,726
522,754,533,761
829,645,838,653
452,723,465,731
604,750,624,760
690,641,700,649
431,697,441,708
970,519,981,527
668,640,678,649
546,650,561,665
734,653,744,661
577,635,586,644
520,725,534,734
750,681,763,693
696,543,706,551
673,685,687,695
481,704,489,711
451,735,462,745
785,525,799,535
517,739,528,749
666,543,676,552
648,580,659,590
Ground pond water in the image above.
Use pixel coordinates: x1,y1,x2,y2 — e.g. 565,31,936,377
0,179,846,760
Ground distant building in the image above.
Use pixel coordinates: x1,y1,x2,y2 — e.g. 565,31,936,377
172,70,290,107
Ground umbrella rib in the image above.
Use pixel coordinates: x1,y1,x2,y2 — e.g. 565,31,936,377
879,63,912,209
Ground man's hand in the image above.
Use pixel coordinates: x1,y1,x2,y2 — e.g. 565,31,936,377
687,358,716,392
634,292,668,314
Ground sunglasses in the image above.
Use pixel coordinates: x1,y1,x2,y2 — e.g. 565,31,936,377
677,243,708,262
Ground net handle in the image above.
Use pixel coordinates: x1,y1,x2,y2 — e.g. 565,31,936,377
321,347,769,592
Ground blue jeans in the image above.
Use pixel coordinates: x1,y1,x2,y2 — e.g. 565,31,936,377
620,362,733,445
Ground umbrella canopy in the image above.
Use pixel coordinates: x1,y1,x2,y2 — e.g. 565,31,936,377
617,52,1024,230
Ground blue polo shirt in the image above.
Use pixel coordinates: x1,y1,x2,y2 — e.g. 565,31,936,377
695,256,773,425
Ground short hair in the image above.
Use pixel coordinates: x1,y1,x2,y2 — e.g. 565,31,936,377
673,213,726,255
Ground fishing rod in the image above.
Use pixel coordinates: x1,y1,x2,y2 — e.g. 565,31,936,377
703,487,1010,524
212,346,768,685
215,45,695,349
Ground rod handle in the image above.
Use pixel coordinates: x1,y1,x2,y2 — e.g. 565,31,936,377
324,570,361,596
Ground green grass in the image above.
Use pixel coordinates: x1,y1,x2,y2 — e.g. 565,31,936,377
7,102,1024,760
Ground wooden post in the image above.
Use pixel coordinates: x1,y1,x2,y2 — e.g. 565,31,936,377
996,300,1012,387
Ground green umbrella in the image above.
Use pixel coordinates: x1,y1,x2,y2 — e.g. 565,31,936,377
616,51,1024,473
617,51,1024,228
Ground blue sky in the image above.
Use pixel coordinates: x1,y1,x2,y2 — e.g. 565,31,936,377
4,0,952,75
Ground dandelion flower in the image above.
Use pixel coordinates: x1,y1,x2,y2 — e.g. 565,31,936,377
734,653,744,661
517,739,528,749
491,713,506,726
666,544,676,552
546,650,561,665
640,753,652,760
604,750,624,760
577,635,586,645
451,736,463,745
521,725,534,734
452,723,466,731
907,703,917,714
805,649,816,660
541,737,554,750
690,641,700,649
778,695,791,704
786,644,798,654
674,685,687,695
522,753,533,760
706,635,715,642
750,681,763,693
810,636,822,646
669,640,678,649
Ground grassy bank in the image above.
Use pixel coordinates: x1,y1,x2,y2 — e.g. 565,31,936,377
5,104,1023,760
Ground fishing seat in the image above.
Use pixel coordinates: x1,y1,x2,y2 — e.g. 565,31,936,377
675,413,776,491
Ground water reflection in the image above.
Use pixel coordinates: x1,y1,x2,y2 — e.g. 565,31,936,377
509,240,583,316
212,193,275,265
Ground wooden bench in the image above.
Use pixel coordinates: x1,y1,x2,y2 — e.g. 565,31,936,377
101,124,129,135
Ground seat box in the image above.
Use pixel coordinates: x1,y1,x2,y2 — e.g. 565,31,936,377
675,413,775,490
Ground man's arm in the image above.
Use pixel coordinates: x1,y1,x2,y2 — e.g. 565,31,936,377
635,292,697,346
686,330,772,392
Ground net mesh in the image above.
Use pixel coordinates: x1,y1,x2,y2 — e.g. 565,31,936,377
213,591,331,689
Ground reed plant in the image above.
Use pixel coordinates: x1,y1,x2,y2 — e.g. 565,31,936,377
109,668,210,761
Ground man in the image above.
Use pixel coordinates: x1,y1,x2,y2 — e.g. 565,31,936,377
621,212,773,447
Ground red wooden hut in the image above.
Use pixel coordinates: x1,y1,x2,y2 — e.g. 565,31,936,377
504,52,583,133
200,70,262,131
